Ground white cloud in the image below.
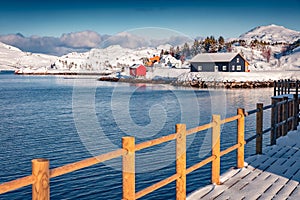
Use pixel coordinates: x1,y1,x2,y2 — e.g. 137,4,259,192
0,31,193,56
60,31,102,48
0,31,103,56
101,32,150,49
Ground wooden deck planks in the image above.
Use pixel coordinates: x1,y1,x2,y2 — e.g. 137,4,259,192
288,184,300,199
272,180,299,200
187,140,300,200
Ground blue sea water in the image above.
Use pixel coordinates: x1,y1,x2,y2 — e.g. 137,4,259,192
0,75,273,199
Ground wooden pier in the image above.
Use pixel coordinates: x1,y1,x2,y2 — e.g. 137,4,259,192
0,80,299,199
187,130,300,200
188,79,300,199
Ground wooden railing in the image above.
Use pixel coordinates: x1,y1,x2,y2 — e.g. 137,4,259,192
245,94,299,152
0,96,299,199
274,79,299,96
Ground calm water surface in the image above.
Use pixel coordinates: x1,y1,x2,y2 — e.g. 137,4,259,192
0,75,273,199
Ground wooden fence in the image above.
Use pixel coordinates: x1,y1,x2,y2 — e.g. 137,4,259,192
0,95,299,199
272,79,300,144
274,79,299,96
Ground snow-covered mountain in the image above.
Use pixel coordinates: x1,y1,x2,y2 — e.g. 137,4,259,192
1,24,300,75
239,24,300,44
0,42,57,70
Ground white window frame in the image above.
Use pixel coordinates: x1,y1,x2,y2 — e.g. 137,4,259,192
222,65,226,71
232,65,235,71
237,58,240,63
237,65,241,71
198,65,202,71
214,66,218,72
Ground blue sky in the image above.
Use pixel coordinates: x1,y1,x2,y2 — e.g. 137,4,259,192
0,0,299,38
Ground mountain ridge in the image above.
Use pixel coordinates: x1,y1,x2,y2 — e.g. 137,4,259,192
239,24,300,44
1,24,299,56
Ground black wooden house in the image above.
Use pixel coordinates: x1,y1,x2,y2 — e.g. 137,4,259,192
190,53,249,72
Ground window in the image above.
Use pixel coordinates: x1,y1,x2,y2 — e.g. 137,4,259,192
214,66,218,72
198,65,202,71
232,65,235,71
237,65,241,70
222,65,226,71
237,58,240,63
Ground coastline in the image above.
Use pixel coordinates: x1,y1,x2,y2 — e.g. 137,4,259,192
116,78,274,89
10,70,300,89
98,76,276,89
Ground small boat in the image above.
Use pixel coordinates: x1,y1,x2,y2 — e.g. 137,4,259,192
98,76,120,82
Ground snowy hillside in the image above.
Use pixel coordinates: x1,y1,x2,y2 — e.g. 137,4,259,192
0,42,57,70
0,24,299,81
239,24,300,44
231,45,300,71
54,45,161,72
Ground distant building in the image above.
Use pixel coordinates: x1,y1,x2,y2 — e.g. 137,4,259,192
190,53,249,72
129,64,147,77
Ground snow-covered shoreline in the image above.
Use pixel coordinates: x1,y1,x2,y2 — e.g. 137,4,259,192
1,24,300,87
12,68,300,89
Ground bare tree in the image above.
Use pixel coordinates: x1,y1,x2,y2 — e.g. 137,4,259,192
262,47,272,63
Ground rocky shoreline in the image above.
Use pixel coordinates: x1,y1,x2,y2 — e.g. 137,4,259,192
117,77,175,85
174,80,275,88
100,77,275,89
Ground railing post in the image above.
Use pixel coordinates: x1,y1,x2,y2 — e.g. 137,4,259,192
122,137,135,200
281,79,284,95
271,98,278,145
283,96,289,136
32,159,50,200
296,80,299,125
277,80,280,95
256,103,263,154
287,79,291,94
284,79,287,94
237,108,245,168
175,124,186,200
277,97,283,138
293,94,298,130
279,96,288,137
274,80,277,96
211,115,221,184
288,96,293,131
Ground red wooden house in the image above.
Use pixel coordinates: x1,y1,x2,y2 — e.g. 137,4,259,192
129,64,146,77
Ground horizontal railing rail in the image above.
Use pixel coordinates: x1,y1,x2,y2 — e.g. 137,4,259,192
244,93,299,154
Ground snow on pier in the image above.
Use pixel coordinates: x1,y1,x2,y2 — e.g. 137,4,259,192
187,128,300,200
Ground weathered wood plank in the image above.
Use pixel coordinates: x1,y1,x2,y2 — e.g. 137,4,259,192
195,184,227,200
258,176,289,200
241,172,278,199
288,184,300,199
272,180,299,199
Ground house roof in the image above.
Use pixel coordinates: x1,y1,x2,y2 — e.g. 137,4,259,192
190,53,241,63
130,64,145,69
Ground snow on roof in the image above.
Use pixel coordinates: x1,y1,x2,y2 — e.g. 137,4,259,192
190,53,239,63
130,64,144,69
